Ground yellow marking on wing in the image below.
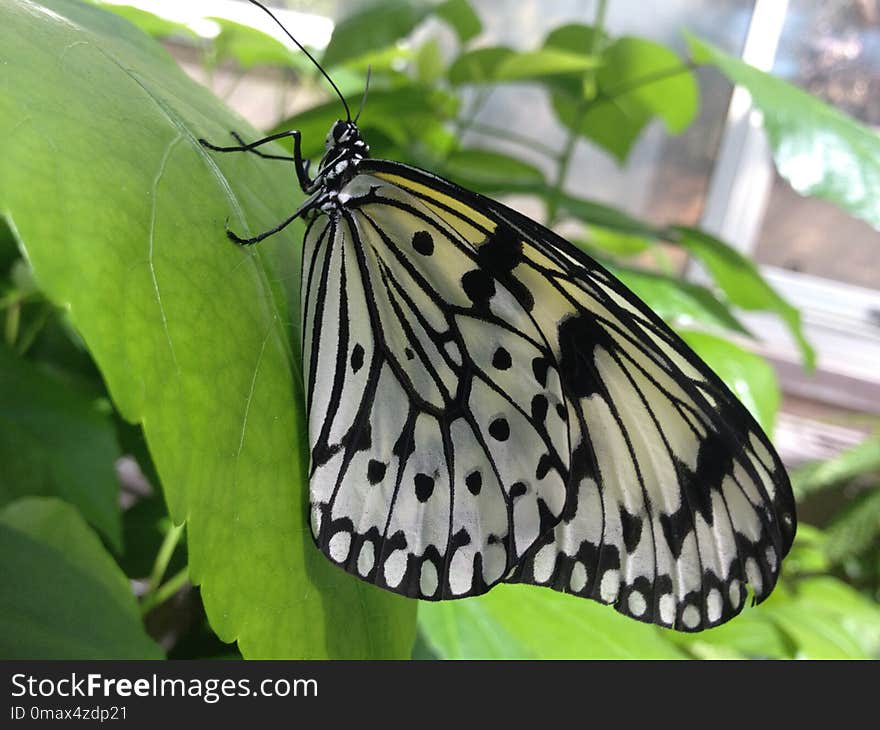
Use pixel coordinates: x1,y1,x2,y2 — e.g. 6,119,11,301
371,171,497,234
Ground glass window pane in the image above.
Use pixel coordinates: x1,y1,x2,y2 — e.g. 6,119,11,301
753,0,880,288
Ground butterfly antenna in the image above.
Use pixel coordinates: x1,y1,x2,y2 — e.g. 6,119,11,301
245,0,351,122
354,65,372,123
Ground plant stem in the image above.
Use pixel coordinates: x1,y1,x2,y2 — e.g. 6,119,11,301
461,121,559,159
140,568,190,616
545,0,609,226
446,88,491,161
145,522,184,600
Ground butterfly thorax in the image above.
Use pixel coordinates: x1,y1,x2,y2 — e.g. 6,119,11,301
313,120,370,201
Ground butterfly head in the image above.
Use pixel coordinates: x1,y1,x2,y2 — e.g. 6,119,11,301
324,120,369,160
315,120,370,192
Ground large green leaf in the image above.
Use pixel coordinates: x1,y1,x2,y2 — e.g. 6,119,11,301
208,17,299,70
440,148,546,193
553,37,698,162
418,585,684,659
435,0,482,43
0,0,415,658
611,266,751,337
675,226,814,369
90,2,198,42
0,497,162,658
0,345,122,550
557,193,666,238
689,34,880,231
758,578,880,659
322,0,431,69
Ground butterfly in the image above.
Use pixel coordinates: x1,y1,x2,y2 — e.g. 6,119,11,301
201,0,796,631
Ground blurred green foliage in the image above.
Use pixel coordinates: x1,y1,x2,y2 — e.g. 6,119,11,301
1,0,877,659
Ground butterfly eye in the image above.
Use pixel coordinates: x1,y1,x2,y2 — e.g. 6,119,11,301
332,120,349,142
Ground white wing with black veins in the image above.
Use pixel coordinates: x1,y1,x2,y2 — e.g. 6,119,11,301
302,159,796,630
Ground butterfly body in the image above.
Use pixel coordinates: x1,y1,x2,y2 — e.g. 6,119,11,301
248,118,798,631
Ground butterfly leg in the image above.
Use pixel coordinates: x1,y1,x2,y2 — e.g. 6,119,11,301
226,209,302,246
199,130,314,191
230,131,295,162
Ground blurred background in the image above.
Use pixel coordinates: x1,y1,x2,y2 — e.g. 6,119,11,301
3,0,878,659
105,0,880,462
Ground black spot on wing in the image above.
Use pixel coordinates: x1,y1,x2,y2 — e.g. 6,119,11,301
536,453,553,480
557,313,612,398
488,417,510,441
412,230,434,256
461,269,495,309
532,357,550,387
492,347,512,370
476,224,534,312
660,507,692,559
414,473,435,502
350,343,365,373
619,508,643,554
531,394,548,423
367,459,386,484
465,470,482,495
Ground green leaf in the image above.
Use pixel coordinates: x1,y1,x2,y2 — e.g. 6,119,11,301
759,578,880,658
322,0,431,69
553,37,698,162
418,585,684,659
678,331,780,435
449,46,599,85
0,345,122,550
496,48,601,81
0,218,18,274
599,38,697,133
208,17,297,70
94,3,198,41
784,523,831,576
671,610,793,659
788,577,880,657
435,0,482,43
274,86,458,160
674,226,814,369
584,225,653,257
688,34,880,231
825,487,880,564
554,194,665,239
792,434,880,499
440,148,545,193
611,266,752,337
415,38,445,84
448,46,516,84
0,0,415,658
544,23,608,55
0,497,163,658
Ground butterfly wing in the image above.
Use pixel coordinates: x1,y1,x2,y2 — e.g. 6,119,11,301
303,158,795,628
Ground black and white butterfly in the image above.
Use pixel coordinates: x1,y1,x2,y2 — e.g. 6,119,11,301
202,0,796,632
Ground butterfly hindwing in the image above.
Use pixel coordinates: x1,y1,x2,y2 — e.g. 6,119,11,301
304,158,795,628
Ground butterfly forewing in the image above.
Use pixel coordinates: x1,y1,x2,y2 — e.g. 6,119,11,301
303,158,795,628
